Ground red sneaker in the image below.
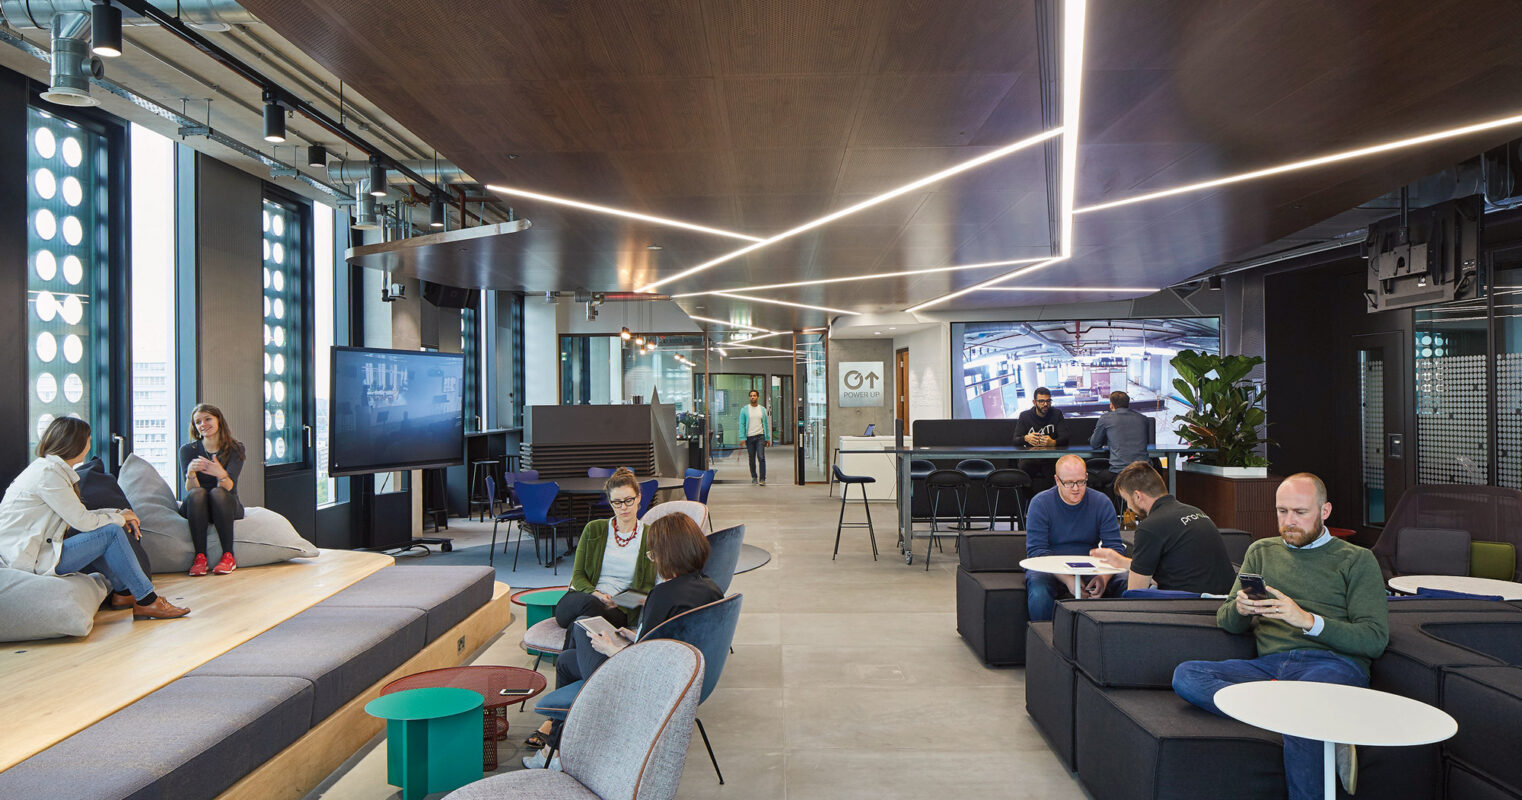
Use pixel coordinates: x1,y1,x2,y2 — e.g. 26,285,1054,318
188,553,209,577
212,552,237,575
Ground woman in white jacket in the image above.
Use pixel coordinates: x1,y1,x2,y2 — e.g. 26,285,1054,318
0,417,189,620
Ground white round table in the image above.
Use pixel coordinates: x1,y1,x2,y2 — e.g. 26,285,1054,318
1387,574,1522,600
1019,555,1125,597
1214,681,1457,799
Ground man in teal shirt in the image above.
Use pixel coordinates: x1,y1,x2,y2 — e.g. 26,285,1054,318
1172,472,1388,798
738,389,771,485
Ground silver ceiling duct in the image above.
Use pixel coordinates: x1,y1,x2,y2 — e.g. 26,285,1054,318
37,13,101,106
0,1,258,31
327,159,474,188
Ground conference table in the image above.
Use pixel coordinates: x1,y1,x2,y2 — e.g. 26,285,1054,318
550,476,687,496
834,444,1214,563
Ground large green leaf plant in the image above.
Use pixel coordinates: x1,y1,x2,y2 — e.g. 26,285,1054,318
1170,350,1271,468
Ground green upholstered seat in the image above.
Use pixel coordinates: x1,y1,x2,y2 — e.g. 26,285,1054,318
1470,541,1517,581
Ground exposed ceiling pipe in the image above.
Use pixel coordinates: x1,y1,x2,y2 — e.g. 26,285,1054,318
0,0,258,31
38,12,102,106
328,159,473,187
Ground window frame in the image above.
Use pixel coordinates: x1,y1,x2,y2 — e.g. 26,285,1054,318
259,183,316,476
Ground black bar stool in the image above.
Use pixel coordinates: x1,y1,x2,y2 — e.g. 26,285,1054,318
469,458,504,521
955,458,996,530
831,465,878,561
922,468,968,570
986,468,1032,531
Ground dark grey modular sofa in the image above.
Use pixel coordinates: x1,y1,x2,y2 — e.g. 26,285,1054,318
0,565,498,800
955,530,1253,667
1025,593,1522,799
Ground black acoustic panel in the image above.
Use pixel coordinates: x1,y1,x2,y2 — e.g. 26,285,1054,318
421,280,479,309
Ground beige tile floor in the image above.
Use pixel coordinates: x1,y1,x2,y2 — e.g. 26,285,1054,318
307,481,1090,800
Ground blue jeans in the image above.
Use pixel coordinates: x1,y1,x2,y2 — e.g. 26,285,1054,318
55,523,154,600
1025,569,1127,622
1173,649,1369,800
746,435,766,481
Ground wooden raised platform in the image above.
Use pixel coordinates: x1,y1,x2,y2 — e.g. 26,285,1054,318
0,548,393,773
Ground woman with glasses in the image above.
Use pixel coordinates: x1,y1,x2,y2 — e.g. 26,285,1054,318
524,511,723,768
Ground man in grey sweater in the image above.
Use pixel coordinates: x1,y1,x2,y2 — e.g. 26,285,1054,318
1089,391,1150,496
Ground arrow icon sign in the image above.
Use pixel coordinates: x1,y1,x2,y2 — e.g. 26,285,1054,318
864,371,879,389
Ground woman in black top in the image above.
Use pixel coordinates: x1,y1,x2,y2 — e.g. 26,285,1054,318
522,512,724,761
179,403,246,576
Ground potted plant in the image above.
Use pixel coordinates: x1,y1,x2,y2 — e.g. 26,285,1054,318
1170,350,1270,478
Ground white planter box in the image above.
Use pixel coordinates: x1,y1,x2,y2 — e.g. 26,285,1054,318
1178,462,1269,479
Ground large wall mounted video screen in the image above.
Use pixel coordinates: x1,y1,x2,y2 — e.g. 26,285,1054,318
329,346,466,476
950,318,1221,447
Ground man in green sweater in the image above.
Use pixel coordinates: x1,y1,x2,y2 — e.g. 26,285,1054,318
1172,472,1389,799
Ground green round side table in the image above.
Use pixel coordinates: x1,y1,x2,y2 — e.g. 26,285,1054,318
365,686,484,800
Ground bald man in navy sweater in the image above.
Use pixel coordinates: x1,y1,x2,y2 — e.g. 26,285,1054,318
1023,454,1127,621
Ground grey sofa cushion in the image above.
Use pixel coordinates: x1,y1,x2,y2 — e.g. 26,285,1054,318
1393,527,1471,576
190,605,426,724
1025,622,1077,770
1372,617,1506,706
1052,598,1224,660
1447,760,1522,800
118,454,318,572
956,531,1026,572
1388,598,1522,615
1444,665,1522,796
0,568,109,642
319,565,494,643
0,675,312,800
1074,679,1285,800
1073,611,1256,689
1421,620,1522,666
954,568,1026,665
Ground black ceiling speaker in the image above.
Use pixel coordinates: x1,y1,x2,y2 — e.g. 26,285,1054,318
421,280,479,309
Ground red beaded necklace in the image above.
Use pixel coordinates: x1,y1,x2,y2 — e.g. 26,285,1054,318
612,517,639,547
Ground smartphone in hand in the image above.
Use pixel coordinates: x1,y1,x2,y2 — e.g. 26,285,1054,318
1238,572,1270,600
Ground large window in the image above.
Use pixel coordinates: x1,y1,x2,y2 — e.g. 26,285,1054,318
27,108,109,455
558,334,704,411
129,123,177,487
262,198,304,466
950,318,1222,448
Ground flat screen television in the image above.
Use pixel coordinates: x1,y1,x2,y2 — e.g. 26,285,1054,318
329,346,466,477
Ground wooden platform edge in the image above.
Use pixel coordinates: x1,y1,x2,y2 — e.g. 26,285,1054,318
215,581,515,800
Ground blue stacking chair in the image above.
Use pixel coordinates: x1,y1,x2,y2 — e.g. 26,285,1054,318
704,525,745,593
485,475,524,567
587,466,617,513
637,478,659,517
535,594,744,784
682,468,717,530
514,481,578,573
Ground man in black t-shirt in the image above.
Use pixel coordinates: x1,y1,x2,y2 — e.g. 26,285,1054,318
1089,462,1235,594
1015,387,1068,492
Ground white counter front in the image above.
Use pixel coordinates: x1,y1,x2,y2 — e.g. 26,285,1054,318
835,435,911,500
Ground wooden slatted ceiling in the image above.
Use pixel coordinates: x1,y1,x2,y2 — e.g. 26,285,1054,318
241,0,1522,327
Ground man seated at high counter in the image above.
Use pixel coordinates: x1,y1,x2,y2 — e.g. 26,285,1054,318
1016,387,1068,493
1089,391,1152,496
1024,454,1127,622
1088,462,1235,595
1171,472,1388,799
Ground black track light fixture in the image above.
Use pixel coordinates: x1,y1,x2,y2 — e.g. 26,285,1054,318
306,144,327,168
620,327,632,341
262,90,285,143
368,155,387,197
91,1,122,58
429,194,445,228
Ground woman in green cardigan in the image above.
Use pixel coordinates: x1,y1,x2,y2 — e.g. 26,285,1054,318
552,466,655,632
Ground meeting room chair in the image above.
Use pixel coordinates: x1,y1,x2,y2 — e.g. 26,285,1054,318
535,594,743,785
704,525,746,593
684,468,717,531
444,639,703,800
831,464,878,561
986,468,1032,532
955,458,997,530
587,466,617,513
484,476,525,567
514,481,579,574
922,468,969,570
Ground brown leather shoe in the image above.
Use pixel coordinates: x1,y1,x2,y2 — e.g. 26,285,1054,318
133,597,190,620
107,592,135,610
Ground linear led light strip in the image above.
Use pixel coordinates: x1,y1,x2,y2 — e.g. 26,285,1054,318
686,314,773,333
981,285,1159,292
1075,108,1522,215
668,257,1051,297
709,291,860,316
724,342,794,354
637,126,1064,293
905,0,1088,313
484,185,764,242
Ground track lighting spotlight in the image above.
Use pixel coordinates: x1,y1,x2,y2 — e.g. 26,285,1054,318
635,335,646,346
262,91,285,143
429,194,445,228
91,1,122,58
306,144,326,168
368,156,387,197
620,327,632,340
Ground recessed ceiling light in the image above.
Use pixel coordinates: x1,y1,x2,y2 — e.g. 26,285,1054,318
485,184,762,242
668,257,1051,298
874,331,882,335
888,327,896,330
1058,0,1087,258
710,291,861,316
637,126,1064,293
648,244,663,251
736,343,793,354
1076,107,1522,215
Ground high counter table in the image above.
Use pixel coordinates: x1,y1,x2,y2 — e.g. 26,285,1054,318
836,444,1214,550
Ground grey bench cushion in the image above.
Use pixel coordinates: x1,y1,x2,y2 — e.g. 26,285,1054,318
319,565,494,643
1073,611,1256,689
1447,760,1522,800
1052,598,1224,660
1025,622,1077,771
1372,618,1506,706
1444,666,1522,796
0,675,312,800
190,605,426,724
